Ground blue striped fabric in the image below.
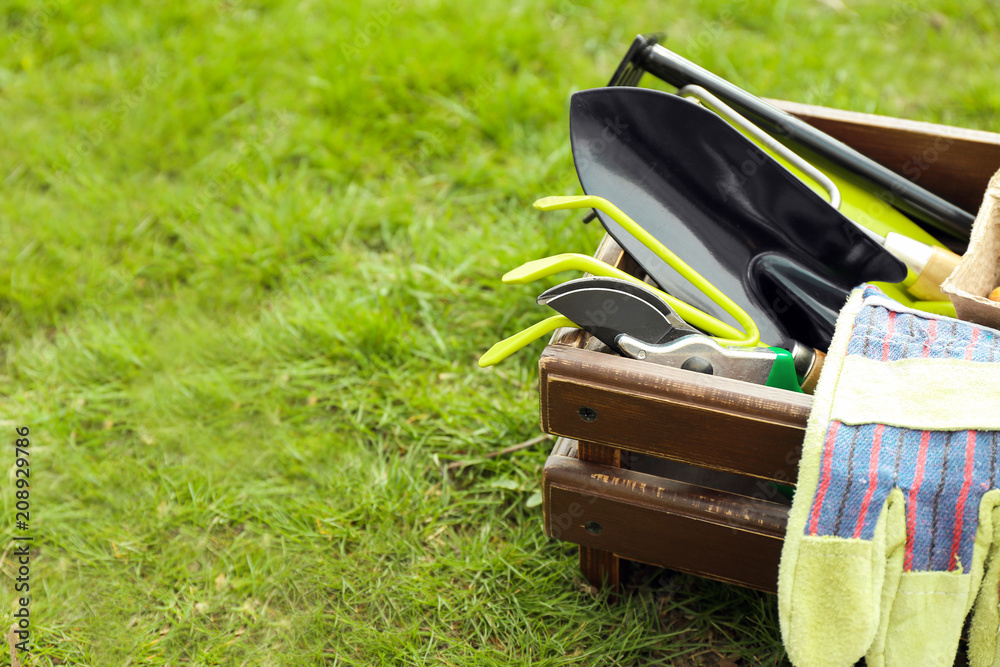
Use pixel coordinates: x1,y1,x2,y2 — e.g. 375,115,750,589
845,286,1000,363
806,286,1000,572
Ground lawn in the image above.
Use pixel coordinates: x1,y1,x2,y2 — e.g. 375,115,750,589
1,0,999,664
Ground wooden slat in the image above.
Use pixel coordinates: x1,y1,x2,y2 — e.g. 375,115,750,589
576,441,620,467
579,545,621,592
544,452,787,593
540,345,810,484
549,235,636,593
772,99,1000,215
574,439,623,590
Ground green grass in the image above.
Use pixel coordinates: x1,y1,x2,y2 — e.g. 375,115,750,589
1,0,999,664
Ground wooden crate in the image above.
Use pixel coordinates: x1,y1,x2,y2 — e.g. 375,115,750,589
540,100,1000,593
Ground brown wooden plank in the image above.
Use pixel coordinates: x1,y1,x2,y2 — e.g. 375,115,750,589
579,545,621,592
553,218,634,591
574,438,623,590
540,345,809,484
544,453,787,593
549,234,643,351
772,99,1000,215
576,441,620,467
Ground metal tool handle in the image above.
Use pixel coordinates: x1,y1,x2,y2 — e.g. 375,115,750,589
616,333,775,382
677,85,841,210
616,333,804,392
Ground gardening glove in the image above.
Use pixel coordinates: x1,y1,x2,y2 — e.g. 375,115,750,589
778,284,1000,667
966,503,1000,667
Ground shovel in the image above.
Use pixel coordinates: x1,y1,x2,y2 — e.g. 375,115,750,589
537,276,803,392
607,33,974,240
570,86,907,351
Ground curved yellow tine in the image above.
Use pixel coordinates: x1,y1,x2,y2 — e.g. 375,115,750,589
534,195,760,347
478,315,577,367
503,253,746,342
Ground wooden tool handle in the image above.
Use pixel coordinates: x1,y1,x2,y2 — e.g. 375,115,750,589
909,246,963,302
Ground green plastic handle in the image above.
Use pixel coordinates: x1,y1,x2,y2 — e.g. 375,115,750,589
503,253,747,343
478,315,576,367
534,195,760,347
765,346,803,393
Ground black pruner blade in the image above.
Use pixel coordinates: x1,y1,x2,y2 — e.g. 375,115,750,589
537,276,698,351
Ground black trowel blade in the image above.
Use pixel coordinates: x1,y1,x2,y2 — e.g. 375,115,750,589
570,86,906,351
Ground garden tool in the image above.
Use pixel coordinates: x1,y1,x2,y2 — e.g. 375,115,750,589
536,277,802,392
675,84,961,312
871,231,963,302
480,240,748,368
607,33,974,240
481,274,820,391
778,284,1000,667
570,85,907,351
479,197,816,390
618,335,799,389
676,84,841,211
477,314,576,368
533,194,760,347
535,276,699,347
501,253,745,340
479,196,760,367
